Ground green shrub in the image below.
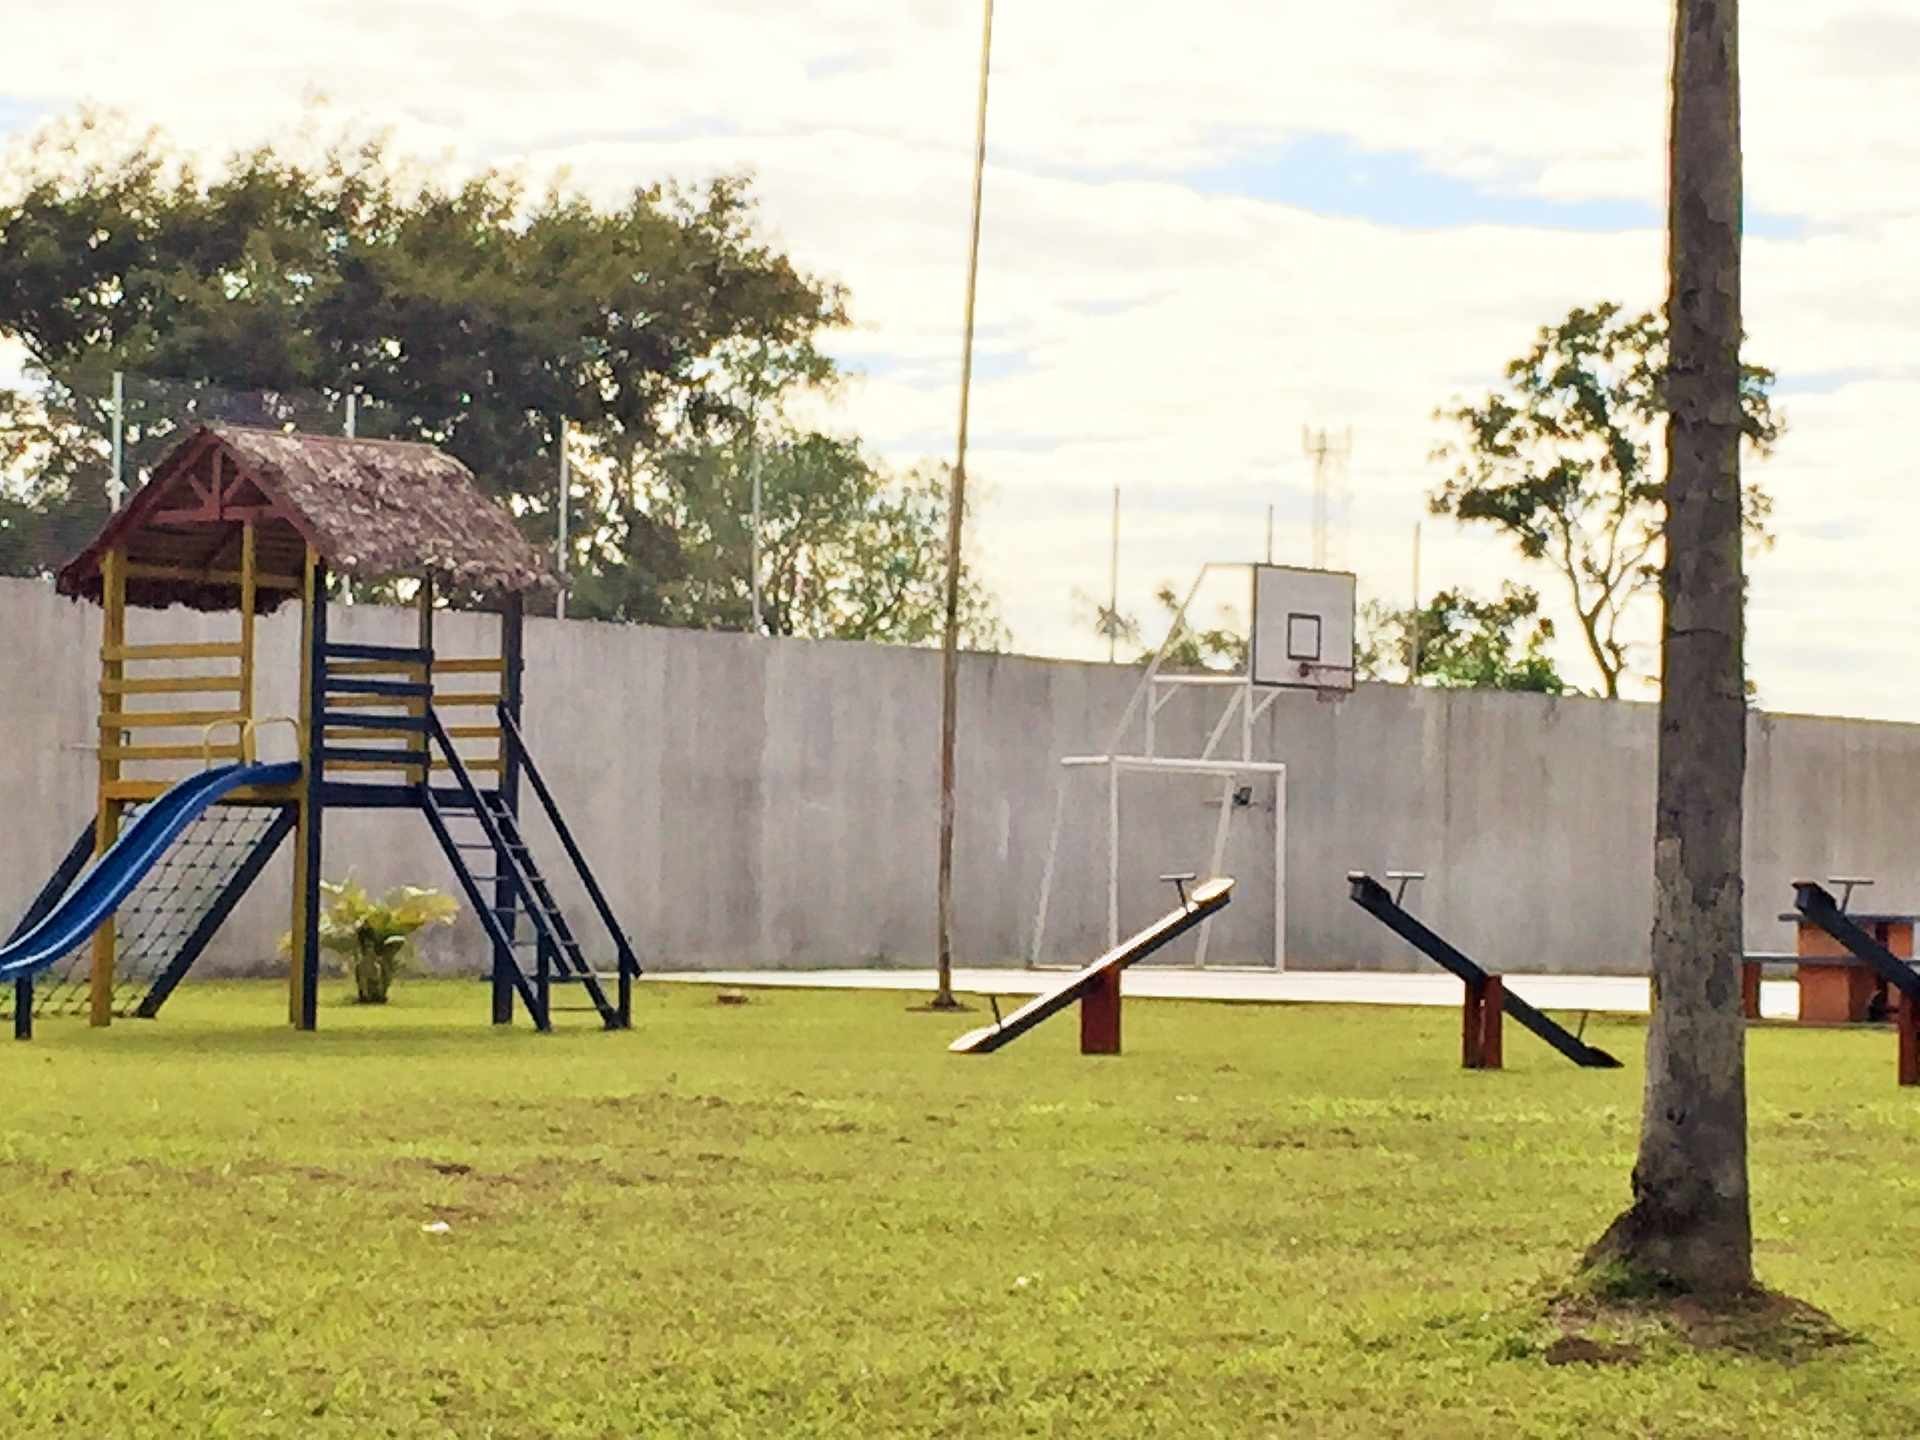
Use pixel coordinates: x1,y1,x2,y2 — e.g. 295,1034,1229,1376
281,877,458,1004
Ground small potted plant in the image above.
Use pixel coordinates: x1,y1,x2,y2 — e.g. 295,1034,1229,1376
283,876,459,1004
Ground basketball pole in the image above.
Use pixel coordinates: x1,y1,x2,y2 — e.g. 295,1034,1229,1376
932,0,996,1011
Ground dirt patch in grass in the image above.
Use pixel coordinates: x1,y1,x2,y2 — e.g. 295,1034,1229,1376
1543,1334,1644,1367
1545,1285,1859,1367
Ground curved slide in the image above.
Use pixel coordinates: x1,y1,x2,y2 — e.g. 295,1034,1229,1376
0,761,299,982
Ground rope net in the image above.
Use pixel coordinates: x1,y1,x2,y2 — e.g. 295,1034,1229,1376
0,805,280,1021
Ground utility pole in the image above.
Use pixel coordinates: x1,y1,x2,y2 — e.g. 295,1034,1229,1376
1265,503,1275,565
107,371,126,510
1410,522,1423,684
1302,426,1352,570
932,0,996,1012
1107,484,1120,663
556,420,570,620
341,393,359,605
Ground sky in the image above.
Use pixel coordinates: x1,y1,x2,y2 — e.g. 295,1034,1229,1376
3,2,1918,718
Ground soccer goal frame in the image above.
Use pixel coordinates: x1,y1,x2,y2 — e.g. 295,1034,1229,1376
1026,561,1352,974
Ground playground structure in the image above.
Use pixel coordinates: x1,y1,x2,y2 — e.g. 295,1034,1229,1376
1346,871,1623,1070
0,424,638,1037
952,874,1234,1055
1028,562,1354,975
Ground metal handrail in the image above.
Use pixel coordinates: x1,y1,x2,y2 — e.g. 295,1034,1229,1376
201,717,247,767
495,705,641,978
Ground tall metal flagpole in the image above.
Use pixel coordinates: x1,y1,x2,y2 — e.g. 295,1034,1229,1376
932,0,996,1011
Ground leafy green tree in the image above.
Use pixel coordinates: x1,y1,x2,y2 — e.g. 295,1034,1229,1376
570,423,1004,646
1358,583,1565,693
1430,301,1782,698
0,110,845,602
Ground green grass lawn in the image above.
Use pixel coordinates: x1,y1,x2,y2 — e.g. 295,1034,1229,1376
1,979,1917,1438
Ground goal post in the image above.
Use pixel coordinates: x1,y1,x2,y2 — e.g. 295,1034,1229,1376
1027,753,1285,970
1024,561,1355,974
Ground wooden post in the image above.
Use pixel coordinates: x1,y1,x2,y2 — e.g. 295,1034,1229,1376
1740,960,1761,1021
1080,971,1121,1055
1481,976,1504,1069
238,520,257,736
90,546,127,1028
1463,974,1504,1070
1900,999,1920,1088
291,549,327,1031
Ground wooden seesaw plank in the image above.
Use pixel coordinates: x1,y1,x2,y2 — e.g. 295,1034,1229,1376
949,878,1234,1055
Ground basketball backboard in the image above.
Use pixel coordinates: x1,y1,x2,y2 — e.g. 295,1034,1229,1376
1250,564,1356,691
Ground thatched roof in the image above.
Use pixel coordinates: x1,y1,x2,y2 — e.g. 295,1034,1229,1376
58,425,556,613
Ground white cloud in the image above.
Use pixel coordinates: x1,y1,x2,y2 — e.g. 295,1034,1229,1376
3,1,1918,717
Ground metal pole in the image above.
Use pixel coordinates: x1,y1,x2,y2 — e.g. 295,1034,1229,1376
1107,484,1120,663
556,419,570,621
340,394,357,605
932,0,996,1011
748,403,763,634
1273,766,1287,971
1265,503,1274,565
1410,522,1423,683
107,371,126,510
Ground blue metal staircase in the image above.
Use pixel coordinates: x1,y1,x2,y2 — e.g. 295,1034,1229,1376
315,640,640,1034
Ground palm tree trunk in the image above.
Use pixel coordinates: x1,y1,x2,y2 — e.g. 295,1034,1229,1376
1587,0,1752,1295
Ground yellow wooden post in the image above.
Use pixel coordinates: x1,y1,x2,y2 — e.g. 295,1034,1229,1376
90,547,127,1027
289,545,316,1026
239,520,257,746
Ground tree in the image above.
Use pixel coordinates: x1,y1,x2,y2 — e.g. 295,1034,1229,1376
1358,583,1566,693
1586,0,1753,1296
1430,300,1782,698
569,423,1005,647
0,110,845,605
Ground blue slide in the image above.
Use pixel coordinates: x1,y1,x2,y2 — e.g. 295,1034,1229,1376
0,761,299,982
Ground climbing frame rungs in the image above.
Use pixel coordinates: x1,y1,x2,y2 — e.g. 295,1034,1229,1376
100,709,248,730
102,675,244,696
325,659,430,677
106,642,245,662
102,743,247,763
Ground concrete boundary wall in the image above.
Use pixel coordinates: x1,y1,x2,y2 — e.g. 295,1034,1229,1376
3,575,1916,979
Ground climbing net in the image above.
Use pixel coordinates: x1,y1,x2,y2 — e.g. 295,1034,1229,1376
0,805,283,1021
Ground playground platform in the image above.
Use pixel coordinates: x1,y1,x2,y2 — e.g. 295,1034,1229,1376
647,967,1804,1022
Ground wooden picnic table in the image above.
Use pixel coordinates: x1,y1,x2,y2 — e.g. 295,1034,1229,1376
1776,908,1918,1024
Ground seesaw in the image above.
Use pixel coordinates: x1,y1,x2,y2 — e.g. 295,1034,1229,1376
1347,871,1621,1070
951,875,1234,1055
1790,880,1920,1086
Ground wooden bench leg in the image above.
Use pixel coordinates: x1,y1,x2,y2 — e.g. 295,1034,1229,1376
1081,969,1121,1055
1463,975,1504,1070
1900,997,1920,1087
1741,961,1761,1021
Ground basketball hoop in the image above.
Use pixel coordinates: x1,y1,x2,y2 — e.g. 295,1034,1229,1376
1290,657,1355,706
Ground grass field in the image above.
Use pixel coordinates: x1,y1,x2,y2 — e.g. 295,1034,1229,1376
1,979,1917,1438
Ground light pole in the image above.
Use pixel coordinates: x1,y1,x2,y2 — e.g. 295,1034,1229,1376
932,0,996,1011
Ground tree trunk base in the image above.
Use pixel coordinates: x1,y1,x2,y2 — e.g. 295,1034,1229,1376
1547,1272,1854,1365
1584,1196,1752,1300
909,994,973,1013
